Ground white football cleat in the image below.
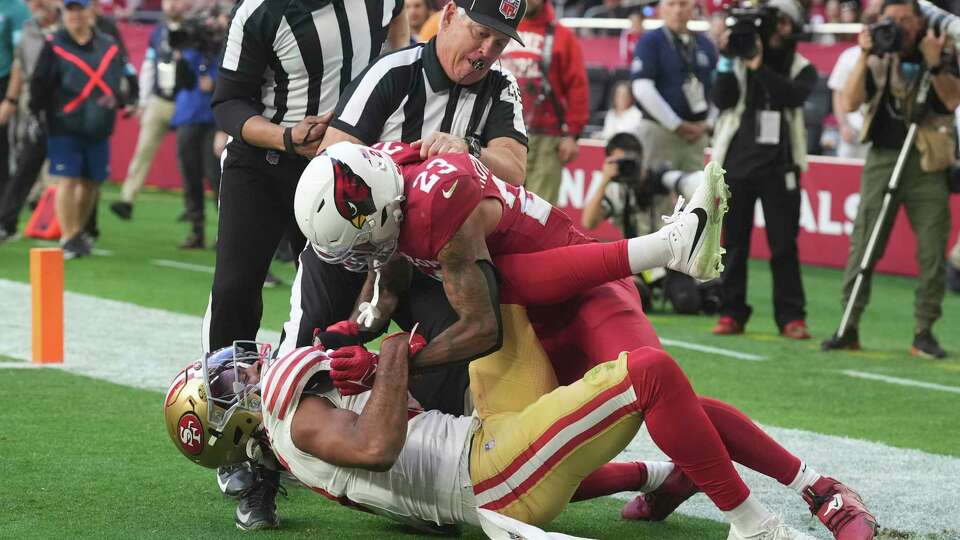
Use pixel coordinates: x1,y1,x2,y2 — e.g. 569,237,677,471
659,161,730,281
727,515,818,540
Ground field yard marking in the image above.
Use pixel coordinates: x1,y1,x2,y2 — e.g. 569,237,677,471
152,259,216,274
660,338,767,361
842,370,960,395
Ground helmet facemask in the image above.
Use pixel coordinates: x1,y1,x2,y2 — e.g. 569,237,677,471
200,341,270,432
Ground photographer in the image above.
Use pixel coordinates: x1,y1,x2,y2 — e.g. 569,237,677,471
823,0,960,358
110,0,186,220
582,132,716,313
169,6,225,249
711,0,818,339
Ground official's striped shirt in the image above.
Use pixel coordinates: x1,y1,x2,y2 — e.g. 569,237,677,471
217,0,404,127
331,38,528,146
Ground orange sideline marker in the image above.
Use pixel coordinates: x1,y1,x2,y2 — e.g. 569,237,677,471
30,248,64,364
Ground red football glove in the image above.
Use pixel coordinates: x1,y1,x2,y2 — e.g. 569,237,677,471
327,320,359,336
329,345,379,396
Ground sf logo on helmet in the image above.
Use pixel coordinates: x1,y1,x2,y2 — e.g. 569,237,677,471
333,160,377,229
178,412,204,455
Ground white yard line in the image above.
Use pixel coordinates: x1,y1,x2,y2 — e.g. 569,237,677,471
152,259,216,274
842,369,960,395
1,278,957,539
660,338,767,361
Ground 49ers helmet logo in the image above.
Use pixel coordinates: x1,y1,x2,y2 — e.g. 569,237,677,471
178,412,204,455
332,160,377,229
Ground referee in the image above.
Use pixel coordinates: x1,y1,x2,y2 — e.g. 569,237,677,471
320,0,529,185
276,0,529,422
205,0,408,531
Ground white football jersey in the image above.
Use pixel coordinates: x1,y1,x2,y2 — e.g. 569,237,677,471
259,346,479,528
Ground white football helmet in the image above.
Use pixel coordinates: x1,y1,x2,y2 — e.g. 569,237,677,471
295,142,405,272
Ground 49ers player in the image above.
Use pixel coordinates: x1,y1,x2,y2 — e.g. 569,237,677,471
165,337,877,540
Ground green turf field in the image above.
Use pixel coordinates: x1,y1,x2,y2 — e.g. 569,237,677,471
1,184,958,539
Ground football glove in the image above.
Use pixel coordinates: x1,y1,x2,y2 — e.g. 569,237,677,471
313,320,362,349
329,345,379,396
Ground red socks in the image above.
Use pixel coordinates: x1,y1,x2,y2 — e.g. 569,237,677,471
570,462,648,502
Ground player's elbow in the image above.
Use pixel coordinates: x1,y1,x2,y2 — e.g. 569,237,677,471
355,441,403,472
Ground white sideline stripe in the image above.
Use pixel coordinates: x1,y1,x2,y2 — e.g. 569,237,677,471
152,259,215,274
0,279,280,392
0,362,65,369
1,279,958,539
660,338,767,361
842,370,960,395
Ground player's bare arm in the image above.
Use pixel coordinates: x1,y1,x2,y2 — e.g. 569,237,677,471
409,210,501,370
349,258,414,333
290,335,411,471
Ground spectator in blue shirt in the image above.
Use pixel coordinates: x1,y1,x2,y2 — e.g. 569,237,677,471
630,0,717,174
170,26,222,249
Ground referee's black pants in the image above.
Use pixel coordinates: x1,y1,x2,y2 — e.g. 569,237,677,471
203,140,308,352
278,245,471,415
0,77,11,206
176,123,220,235
719,165,806,330
0,122,46,234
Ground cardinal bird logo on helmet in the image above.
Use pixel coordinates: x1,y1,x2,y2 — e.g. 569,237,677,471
332,160,377,229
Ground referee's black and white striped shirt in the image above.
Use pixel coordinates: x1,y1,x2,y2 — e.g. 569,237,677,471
214,0,404,133
330,38,528,147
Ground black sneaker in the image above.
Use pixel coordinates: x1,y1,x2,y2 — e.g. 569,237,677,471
263,272,283,288
821,327,860,351
0,227,18,244
61,234,91,260
110,201,133,220
912,330,947,359
218,463,256,498
235,468,283,531
179,232,205,250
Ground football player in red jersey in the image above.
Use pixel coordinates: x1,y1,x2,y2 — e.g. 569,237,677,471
281,143,876,536
291,140,727,382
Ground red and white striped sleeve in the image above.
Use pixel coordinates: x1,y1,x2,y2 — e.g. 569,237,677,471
261,345,330,421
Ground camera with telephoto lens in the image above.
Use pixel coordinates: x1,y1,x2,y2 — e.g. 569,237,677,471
167,8,227,55
724,5,779,59
609,158,669,210
869,18,903,55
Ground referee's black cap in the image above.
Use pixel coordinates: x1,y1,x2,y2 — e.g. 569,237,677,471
454,0,527,45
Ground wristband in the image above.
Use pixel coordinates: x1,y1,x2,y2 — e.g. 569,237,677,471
930,63,944,75
283,126,295,154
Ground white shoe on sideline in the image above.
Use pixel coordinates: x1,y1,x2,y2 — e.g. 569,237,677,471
727,515,817,540
660,161,730,281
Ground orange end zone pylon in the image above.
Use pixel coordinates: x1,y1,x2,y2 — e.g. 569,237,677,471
30,248,64,364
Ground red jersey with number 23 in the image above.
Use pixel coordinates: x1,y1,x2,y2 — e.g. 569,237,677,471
372,142,592,280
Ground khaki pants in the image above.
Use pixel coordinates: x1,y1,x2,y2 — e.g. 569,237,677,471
120,96,175,203
523,134,564,206
638,118,706,172
840,146,951,332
